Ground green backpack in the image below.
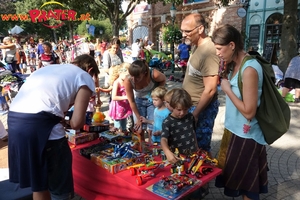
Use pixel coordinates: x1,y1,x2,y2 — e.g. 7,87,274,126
238,55,291,145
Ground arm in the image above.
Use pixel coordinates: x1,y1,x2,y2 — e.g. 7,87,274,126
111,80,127,101
0,43,15,50
70,86,93,129
93,75,101,105
140,116,153,124
124,77,142,130
192,75,218,119
221,67,258,120
152,69,166,86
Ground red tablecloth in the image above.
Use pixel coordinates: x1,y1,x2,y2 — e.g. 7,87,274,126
71,140,222,200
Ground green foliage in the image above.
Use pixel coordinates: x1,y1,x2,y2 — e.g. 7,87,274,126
161,25,182,44
76,18,112,40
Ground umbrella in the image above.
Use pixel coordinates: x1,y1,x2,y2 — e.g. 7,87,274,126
9,25,24,35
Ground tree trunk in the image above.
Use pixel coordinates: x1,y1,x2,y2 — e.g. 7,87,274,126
278,0,298,73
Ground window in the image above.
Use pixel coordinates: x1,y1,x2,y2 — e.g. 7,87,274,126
183,0,209,5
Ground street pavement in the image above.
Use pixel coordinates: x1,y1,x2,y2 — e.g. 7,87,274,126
0,68,300,200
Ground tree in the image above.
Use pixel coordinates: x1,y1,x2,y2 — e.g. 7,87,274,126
86,0,137,37
278,0,298,73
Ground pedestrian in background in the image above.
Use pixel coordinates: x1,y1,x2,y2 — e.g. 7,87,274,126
281,54,300,103
212,24,268,200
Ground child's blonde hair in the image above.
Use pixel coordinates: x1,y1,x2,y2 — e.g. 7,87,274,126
164,88,176,101
151,86,168,99
109,62,130,85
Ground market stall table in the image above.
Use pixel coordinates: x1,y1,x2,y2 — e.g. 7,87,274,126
71,140,222,200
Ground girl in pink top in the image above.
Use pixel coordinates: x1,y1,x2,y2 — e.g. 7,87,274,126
108,63,133,131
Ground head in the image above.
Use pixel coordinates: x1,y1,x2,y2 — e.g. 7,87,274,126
135,39,140,44
71,54,100,78
211,24,244,64
169,88,192,119
164,88,176,112
107,38,121,55
144,36,148,41
42,42,52,53
39,38,44,43
3,37,12,45
151,86,168,108
181,13,206,46
128,60,150,84
109,65,121,85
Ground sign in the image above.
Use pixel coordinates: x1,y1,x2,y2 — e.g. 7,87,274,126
249,25,260,51
263,43,275,62
133,4,149,14
237,7,247,18
0,0,90,29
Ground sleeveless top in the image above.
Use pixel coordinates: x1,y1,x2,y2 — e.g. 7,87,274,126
129,68,156,98
5,46,17,61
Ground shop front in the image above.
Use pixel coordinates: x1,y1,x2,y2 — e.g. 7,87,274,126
246,0,300,61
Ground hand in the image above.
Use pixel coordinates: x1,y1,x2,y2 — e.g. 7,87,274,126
165,151,181,164
133,120,142,132
153,131,161,136
140,116,147,123
220,78,231,94
96,99,102,106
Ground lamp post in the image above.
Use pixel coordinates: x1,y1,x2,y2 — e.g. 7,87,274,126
170,4,177,73
86,21,90,33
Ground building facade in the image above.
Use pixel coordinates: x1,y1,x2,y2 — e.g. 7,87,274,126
246,0,300,61
126,0,300,60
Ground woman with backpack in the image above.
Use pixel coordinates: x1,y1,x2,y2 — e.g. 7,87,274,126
212,24,268,200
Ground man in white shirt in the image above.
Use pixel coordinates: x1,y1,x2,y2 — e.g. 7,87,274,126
131,39,141,61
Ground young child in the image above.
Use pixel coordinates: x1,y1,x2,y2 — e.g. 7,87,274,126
163,88,175,112
140,86,170,144
108,63,133,131
161,88,198,164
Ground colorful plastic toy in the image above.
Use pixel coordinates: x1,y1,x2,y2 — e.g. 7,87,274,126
128,161,164,185
157,174,195,194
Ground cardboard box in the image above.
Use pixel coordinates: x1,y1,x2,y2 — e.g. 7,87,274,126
90,147,145,174
66,131,98,145
83,120,110,132
131,132,146,153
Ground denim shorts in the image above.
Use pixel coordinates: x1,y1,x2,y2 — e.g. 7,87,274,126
134,97,154,131
46,137,74,200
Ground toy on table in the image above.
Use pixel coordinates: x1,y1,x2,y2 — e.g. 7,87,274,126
185,150,216,178
127,160,165,186
92,105,106,124
157,174,196,194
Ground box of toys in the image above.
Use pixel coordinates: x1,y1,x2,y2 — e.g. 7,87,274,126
131,131,147,153
66,131,98,145
90,143,146,174
83,120,110,132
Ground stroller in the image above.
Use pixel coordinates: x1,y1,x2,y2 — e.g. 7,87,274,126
148,56,171,73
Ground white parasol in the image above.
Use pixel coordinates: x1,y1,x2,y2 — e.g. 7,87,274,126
9,25,24,35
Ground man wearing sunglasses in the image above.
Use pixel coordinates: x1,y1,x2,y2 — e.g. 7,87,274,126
181,12,220,171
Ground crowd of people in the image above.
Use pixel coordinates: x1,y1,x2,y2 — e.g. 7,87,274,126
4,11,300,200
